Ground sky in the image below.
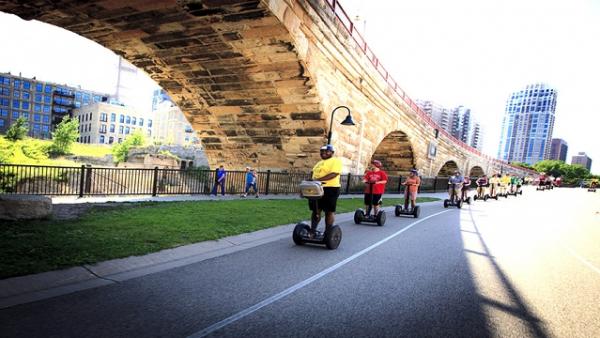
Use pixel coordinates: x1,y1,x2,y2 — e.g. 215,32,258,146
339,0,600,173
1,0,599,173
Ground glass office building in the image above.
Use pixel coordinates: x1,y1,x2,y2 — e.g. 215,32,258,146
0,72,109,139
497,83,557,165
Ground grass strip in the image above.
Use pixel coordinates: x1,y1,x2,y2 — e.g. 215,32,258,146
0,197,438,279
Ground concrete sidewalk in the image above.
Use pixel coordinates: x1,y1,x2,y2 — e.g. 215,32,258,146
1,192,447,309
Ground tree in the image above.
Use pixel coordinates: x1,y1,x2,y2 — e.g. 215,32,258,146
49,116,79,155
533,160,564,177
511,162,534,170
112,130,146,163
5,117,29,141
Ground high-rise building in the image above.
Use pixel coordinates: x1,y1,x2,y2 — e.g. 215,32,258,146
549,138,568,162
497,83,557,165
113,57,157,113
0,72,109,139
416,100,483,150
571,152,592,171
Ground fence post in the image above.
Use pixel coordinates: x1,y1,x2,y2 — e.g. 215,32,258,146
265,170,271,195
78,165,85,198
345,173,351,194
152,166,159,197
397,175,403,193
433,176,438,193
84,165,92,194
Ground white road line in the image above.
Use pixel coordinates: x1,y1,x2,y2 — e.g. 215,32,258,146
563,245,600,276
188,209,451,338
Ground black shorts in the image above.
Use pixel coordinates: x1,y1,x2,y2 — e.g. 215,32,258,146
308,187,340,213
364,193,382,205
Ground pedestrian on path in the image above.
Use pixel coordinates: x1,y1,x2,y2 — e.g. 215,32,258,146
242,167,259,198
211,165,226,196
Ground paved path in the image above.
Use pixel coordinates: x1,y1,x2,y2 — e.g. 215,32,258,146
1,187,599,337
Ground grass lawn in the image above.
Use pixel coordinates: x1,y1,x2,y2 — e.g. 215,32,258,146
0,197,438,279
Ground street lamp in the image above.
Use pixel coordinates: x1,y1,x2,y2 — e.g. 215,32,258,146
327,105,355,145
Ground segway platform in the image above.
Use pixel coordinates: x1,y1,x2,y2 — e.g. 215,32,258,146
293,180,342,250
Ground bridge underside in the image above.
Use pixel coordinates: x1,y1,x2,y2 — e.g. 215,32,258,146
0,0,328,170
438,161,459,177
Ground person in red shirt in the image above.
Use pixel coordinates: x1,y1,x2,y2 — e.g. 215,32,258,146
363,160,388,216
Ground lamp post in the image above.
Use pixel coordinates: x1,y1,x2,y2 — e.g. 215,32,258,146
327,105,355,145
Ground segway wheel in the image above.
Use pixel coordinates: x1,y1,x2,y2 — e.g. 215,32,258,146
394,205,402,217
324,225,342,250
473,195,478,201
376,210,386,226
519,191,523,195
504,193,508,199
443,200,449,208
413,206,420,218
483,195,488,201
293,222,310,246
466,197,471,205
354,209,364,224
457,200,463,209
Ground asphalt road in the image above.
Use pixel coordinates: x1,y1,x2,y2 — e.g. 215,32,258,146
2,187,599,337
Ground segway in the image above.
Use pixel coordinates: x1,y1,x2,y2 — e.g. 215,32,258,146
473,185,489,201
354,181,386,226
589,183,598,192
488,183,499,200
293,181,342,250
444,183,463,208
461,186,471,205
395,183,420,218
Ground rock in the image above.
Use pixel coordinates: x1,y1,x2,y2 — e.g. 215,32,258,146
0,195,53,221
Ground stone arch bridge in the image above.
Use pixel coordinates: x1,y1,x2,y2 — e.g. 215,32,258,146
1,0,532,177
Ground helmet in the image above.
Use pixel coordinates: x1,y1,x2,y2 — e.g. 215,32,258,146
371,160,382,168
320,144,335,152
410,168,418,174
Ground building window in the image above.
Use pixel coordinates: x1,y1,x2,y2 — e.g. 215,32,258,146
33,113,41,122
139,118,144,126
43,115,50,123
109,124,115,133
23,81,31,90
44,95,51,104
119,114,124,123
0,119,4,127
12,100,20,109
12,111,19,119
0,109,7,117
125,127,130,134
44,85,52,93
22,112,29,120
99,135,105,144
118,138,122,143
110,113,116,122
109,136,114,144
22,91,30,100
0,87,9,96
148,119,153,128
34,94,42,102
13,90,20,98
42,125,49,133
0,98,8,106
43,105,51,113
13,79,21,88
125,115,131,124
99,124,107,133
119,125,124,134
35,83,43,92
100,112,107,122
22,102,29,110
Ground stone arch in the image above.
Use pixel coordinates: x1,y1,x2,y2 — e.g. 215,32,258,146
469,166,485,177
370,130,415,176
437,160,459,177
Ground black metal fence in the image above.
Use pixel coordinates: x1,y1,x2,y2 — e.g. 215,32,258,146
0,164,470,197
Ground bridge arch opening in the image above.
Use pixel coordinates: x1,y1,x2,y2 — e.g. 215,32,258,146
469,166,485,177
370,130,415,176
437,160,459,177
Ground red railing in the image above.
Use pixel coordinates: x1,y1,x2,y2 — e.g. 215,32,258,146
323,0,531,174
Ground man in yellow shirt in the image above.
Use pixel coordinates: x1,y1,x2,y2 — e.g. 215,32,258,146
309,144,343,236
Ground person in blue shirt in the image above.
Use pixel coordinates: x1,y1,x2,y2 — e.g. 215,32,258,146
242,167,259,198
211,165,226,196
448,170,464,201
